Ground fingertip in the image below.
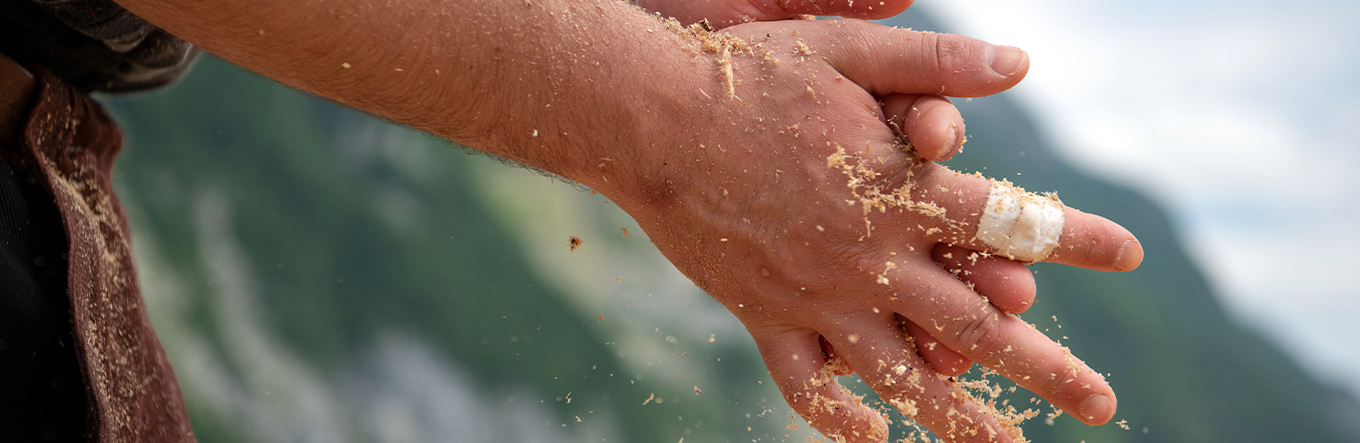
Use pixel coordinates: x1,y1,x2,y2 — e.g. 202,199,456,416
929,123,960,162
913,122,956,162
884,94,960,161
985,44,1030,79
934,122,963,161
1114,238,1143,272
1049,208,1141,272
1077,394,1117,426
931,244,1036,314
994,279,1037,315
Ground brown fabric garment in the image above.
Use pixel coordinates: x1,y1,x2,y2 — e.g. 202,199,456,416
11,67,195,442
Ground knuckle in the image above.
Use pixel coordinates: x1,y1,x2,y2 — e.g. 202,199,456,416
1056,220,1115,266
819,20,882,62
923,31,945,76
932,33,970,67
951,310,1005,357
931,33,986,86
826,239,885,277
1035,361,1079,400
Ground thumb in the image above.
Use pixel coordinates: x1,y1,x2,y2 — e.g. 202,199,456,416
806,19,1030,97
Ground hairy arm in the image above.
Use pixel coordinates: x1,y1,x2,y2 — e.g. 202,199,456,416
121,1,673,186
113,1,1137,441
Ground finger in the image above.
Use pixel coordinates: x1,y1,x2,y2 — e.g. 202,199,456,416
820,334,856,376
760,0,915,20
809,20,1030,97
932,243,1036,314
880,93,965,161
882,162,1141,272
902,316,973,377
636,0,912,28
1046,208,1144,272
834,317,975,377
757,328,888,442
886,257,1118,425
823,316,1021,442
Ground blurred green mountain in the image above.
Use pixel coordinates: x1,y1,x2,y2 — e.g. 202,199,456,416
105,56,786,443
99,15,1358,443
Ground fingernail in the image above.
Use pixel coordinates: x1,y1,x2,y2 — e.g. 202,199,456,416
987,45,1027,77
1079,394,1115,424
937,124,958,159
1114,239,1143,272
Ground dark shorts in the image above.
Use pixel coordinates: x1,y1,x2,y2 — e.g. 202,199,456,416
0,149,88,440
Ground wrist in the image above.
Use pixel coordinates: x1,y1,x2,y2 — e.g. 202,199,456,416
453,5,707,211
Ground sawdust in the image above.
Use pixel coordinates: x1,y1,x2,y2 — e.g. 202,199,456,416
948,369,1037,442
826,144,962,237
658,15,751,98
850,347,1037,442
797,354,871,443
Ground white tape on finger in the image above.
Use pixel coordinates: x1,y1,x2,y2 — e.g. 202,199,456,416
975,180,1065,262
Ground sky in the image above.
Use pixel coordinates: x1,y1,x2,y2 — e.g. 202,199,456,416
915,0,1360,398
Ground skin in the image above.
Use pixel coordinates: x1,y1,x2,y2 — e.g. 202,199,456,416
111,0,1142,441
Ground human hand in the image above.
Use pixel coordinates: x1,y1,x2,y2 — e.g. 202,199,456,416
634,0,981,164
634,0,913,28
575,19,1140,442
629,0,1044,387
118,1,1137,440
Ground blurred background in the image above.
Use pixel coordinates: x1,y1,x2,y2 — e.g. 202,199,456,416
98,1,1360,442
922,0,1360,405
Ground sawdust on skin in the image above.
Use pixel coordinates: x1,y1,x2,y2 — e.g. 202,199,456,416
826,144,963,240
793,354,889,443
659,16,751,98
819,147,1045,441
646,10,1054,442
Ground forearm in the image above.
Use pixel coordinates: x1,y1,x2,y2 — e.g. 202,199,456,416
106,2,1142,439
115,0,679,193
